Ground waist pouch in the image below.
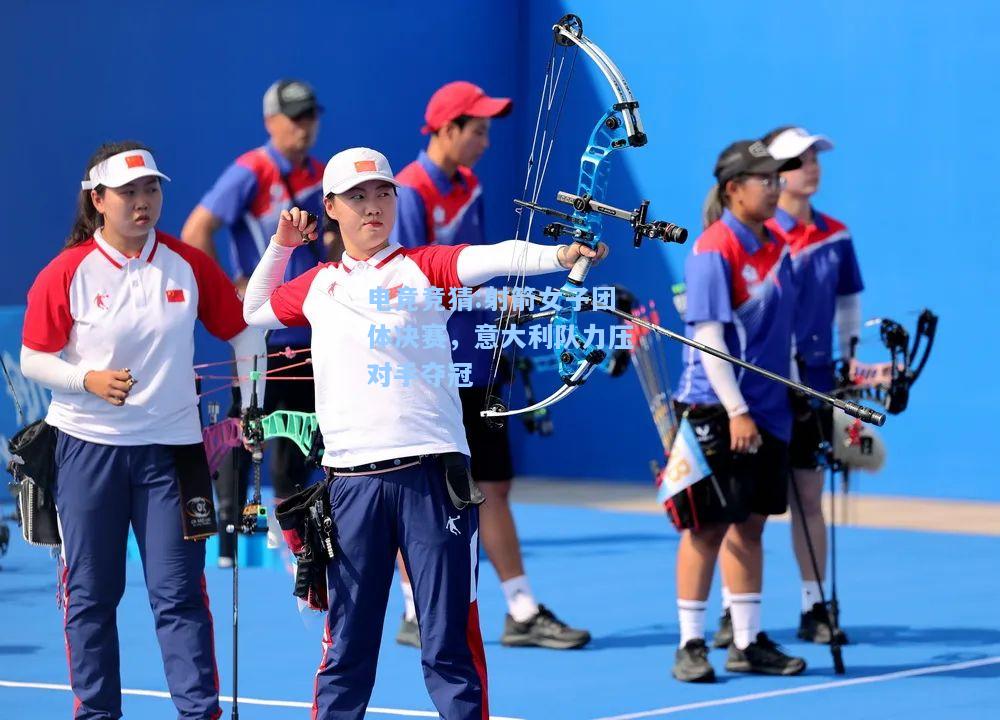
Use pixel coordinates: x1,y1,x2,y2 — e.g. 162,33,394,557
442,452,484,511
7,420,60,547
169,443,219,540
275,482,336,612
673,403,730,457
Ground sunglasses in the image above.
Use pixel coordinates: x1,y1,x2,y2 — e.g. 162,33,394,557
738,173,786,190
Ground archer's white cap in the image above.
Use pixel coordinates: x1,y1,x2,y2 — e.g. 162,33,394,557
767,127,834,160
80,150,171,190
322,147,399,195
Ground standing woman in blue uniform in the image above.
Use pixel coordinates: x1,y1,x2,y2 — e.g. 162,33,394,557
764,126,864,643
20,141,264,719
670,140,806,683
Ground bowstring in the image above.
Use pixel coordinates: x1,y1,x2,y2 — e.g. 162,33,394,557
484,34,579,417
484,36,559,410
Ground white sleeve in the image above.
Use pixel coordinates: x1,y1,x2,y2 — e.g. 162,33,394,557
243,240,292,329
20,345,88,393
692,321,749,418
835,292,862,360
457,240,564,287
228,327,267,411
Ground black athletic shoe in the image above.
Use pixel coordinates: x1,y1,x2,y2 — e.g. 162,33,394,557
395,614,421,648
500,605,591,649
712,609,733,648
726,632,807,675
672,639,716,683
798,603,849,645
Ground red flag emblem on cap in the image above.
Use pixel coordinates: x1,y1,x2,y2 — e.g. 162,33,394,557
354,160,377,173
125,155,146,168
166,289,185,303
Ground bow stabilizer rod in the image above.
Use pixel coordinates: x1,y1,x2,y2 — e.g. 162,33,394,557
605,307,886,426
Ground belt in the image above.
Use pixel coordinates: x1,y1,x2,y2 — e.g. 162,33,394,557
327,455,422,477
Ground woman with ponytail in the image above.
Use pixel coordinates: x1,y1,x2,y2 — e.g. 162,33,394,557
670,139,806,683
20,141,265,719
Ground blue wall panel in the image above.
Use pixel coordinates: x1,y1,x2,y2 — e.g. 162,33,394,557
509,0,1000,500
2,0,997,499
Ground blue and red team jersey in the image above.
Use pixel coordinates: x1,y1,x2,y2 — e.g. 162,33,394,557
766,207,864,392
391,150,492,386
676,209,798,442
198,141,324,347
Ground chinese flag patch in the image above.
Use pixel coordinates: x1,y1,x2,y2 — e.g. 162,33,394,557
354,160,377,173
166,289,185,303
125,155,146,168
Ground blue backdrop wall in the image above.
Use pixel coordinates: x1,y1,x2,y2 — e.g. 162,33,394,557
508,0,1000,501
2,1,997,500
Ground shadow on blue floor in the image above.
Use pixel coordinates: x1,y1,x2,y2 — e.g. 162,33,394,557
1,501,998,719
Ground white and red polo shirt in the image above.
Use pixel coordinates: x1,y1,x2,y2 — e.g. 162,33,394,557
265,241,472,467
23,229,247,445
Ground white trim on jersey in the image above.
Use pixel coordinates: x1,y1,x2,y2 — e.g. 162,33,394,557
791,228,851,260
243,211,271,257
433,184,483,244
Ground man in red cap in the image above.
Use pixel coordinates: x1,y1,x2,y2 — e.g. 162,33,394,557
390,80,592,651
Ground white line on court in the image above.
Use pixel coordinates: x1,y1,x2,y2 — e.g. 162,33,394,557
590,656,1000,720
0,680,524,720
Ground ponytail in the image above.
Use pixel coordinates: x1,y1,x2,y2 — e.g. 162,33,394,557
702,183,725,229
66,140,151,248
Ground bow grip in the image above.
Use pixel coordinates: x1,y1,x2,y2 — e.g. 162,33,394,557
568,254,593,285
841,400,886,427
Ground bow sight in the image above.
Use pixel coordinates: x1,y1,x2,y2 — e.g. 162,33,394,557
514,193,688,249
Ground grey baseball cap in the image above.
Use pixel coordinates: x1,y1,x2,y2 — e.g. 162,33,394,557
263,79,323,119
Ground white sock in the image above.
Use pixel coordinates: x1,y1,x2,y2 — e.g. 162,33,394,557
802,580,823,612
730,593,762,650
400,580,417,622
677,599,707,647
721,585,732,612
501,575,539,622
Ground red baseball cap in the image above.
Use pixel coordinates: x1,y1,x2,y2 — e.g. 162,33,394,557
421,81,513,135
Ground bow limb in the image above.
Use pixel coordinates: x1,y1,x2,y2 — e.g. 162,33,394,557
262,410,320,458
202,418,243,476
552,14,645,146
906,309,938,385
481,359,600,422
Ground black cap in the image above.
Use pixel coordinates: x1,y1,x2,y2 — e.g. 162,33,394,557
263,79,323,119
713,139,801,185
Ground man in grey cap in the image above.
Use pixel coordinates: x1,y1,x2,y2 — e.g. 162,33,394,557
181,79,327,565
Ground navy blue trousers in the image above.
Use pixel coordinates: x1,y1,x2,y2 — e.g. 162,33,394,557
312,457,488,720
54,432,221,720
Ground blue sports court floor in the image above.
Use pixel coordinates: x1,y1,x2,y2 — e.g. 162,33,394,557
1,495,998,719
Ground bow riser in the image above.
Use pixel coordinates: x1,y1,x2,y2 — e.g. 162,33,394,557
554,108,635,377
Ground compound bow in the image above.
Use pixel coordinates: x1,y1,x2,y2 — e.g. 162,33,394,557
840,309,938,414
481,14,885,429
